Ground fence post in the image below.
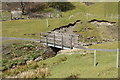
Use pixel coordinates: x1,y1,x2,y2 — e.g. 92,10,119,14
116,48,119,68
94,50,96,67
61,34,63,49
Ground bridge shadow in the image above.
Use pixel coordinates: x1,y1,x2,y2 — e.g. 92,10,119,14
50,46,61,54
42,46,62,60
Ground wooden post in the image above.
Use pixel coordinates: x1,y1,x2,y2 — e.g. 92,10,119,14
61,34,63,49
46,33,48,46
77,35,80,45
70,35,73,49
94,50,96,67
54,32,55,47
116,48,119,68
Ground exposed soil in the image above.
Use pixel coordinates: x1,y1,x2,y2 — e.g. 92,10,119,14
88,19,116,26
52,20,81,31
88,19,116,24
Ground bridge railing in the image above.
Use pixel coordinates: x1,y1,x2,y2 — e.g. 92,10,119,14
40,32,80,49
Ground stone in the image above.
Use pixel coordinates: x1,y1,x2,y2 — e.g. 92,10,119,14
26,60,33,64
34,57,43,62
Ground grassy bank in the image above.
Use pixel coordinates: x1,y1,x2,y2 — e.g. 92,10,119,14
2,41,118,78
47,51,117,78
3,50,118,78
89,41,118,49
2,40,45,71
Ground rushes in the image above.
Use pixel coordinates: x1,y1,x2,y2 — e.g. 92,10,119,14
7,68,49,78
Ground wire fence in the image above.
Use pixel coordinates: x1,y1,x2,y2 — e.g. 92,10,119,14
90,48,119,68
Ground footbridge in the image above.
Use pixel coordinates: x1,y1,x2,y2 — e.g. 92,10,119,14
40,32,81,49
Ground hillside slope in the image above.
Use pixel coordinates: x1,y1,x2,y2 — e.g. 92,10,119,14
2,2,118,44
3,43,118,78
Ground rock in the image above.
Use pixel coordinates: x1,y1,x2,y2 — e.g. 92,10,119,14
12,65,16,68
34,57,43,62
26,60,33,64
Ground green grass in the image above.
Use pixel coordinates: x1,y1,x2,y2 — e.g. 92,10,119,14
89,41,118,49
2,19,47,38
87,2,118,21
2,2,118,39
2,2,119,78
3,40,118,78
46,51,117,78
2,40,118,78
3,50,118,78
2,17,78,38
63,2,118,22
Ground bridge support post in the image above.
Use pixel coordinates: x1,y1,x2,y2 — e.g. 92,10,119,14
54,32,55,47
77,35,80,45
46,33,48,46
70,35,73,49
61,34,63,49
